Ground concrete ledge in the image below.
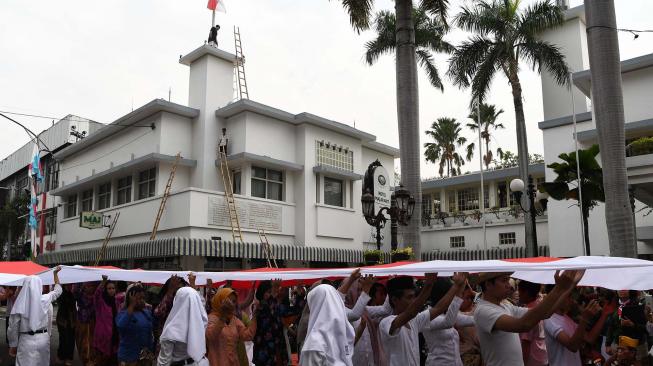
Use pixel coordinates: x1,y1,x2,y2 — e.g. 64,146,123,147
179,44,237,65
216,152,303,171
538,112,592,130
578,118,653,142
422,163,545,189
313,165,363,180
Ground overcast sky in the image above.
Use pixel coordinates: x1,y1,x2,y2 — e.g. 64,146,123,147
1,0,652,179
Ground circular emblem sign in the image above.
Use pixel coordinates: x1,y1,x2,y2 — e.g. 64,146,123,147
377,174,386,186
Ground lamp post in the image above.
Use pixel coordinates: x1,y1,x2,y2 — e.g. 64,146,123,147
361,184,415,251
509,175,549,257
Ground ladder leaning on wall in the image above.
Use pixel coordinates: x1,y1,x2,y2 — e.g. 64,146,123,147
257,228,277,268
150,152,181,240
217,150,244,243
233,26,249,100
94,212,120,266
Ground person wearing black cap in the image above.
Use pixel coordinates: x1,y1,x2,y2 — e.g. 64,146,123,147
473,270,585,366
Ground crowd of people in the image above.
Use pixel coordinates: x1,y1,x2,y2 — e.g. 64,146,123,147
1,266,653,366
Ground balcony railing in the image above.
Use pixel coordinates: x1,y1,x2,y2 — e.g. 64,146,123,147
421,207,546,229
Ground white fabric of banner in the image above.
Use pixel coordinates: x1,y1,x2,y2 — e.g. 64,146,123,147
2,257,653,290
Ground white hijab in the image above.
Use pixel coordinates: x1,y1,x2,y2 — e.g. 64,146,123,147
302,284,355,366
160,287,208,362
10,276,48,331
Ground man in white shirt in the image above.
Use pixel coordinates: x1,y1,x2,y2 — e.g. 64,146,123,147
379,272,467,366
473,270,585,366
218,128,229,155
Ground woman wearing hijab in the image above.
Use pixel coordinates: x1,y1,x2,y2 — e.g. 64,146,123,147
206,288,257,366
117,284,155,366
8,266,62,366
157,286,209,366
300,284,355,366
75,281,97,366
56,284,77,366
94,275,120,365
252,279,289,366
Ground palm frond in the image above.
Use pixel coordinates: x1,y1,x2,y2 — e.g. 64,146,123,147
469,46,504,105
518,0,564,37
466,143,475,161
364,10,396,65
518,39,569,86
455,1,505,36
416,49,444,91
420,0,450,27
339,0,374,32
447,36,494,88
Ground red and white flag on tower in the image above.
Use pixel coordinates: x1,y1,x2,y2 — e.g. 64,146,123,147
207,0,226,13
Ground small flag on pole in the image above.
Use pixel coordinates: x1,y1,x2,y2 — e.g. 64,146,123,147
207,0,226,13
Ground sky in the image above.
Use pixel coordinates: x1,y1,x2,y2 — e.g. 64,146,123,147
1,0,652,179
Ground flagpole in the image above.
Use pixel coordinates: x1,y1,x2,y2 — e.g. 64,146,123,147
212,9,216,27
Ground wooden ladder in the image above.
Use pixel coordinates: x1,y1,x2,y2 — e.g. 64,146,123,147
233,26,249,100
218,150,244,242
94,212,120,266
150,152,181,240
257,228,277,268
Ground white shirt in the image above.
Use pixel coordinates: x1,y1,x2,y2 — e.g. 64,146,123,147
423,297,474,366
379,309,430,366
474,298,528,366
543,313,582,366
7,284,62,348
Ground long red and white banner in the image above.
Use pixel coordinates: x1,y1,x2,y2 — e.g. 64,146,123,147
2,256,653,290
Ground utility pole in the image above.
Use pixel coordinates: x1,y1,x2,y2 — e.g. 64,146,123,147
585,0,637,257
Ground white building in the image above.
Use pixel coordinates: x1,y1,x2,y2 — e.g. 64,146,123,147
0,115,102,258
33,45,398,270
538,5,653,258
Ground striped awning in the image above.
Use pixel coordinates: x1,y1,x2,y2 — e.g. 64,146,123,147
36,237,368,265
421,246,550,261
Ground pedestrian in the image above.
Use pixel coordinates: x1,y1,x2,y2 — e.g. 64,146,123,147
252,280,289,366
352,283,388,366
157,286,209,366
116,284,155,366
94,275,120,365
56,284,77,366
473,270,584,366
300,284,355,366
517,280,548,366
8,266,62,366
422,278,474,366
155,275,187,342
206,287,257,366
75,282,97,365
605,336,641,366
379,273,466,366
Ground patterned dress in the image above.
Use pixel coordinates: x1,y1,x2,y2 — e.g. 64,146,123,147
253,298,289,366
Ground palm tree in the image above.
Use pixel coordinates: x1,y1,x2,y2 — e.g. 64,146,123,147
540,144,604,256
338,0,449,255
424,117,467,177
465,102,505,169
447,0,568,257
585,0,636,257
364,6,454,90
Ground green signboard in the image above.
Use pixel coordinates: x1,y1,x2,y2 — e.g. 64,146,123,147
79,211,104,229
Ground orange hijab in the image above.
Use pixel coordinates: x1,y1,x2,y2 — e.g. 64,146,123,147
211,287,235,318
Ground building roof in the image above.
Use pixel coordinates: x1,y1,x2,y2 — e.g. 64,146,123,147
54,99,199,161
577,117,653,142
538,111,592,130
215,99,400,157
422,163,545,189
573,53,653,96
178,44,236,66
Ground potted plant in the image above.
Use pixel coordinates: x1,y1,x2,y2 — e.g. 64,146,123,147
470,209,482,222
391,247,414,262
364,249,383,265
436,211,449,226
489,206,502,220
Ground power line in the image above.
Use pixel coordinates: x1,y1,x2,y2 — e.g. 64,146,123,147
0,112,53,153
0,110,154,128
586,25,653,39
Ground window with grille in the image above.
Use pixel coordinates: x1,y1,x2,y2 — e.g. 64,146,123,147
450,236,465,248
97,182,111,210
499,232,517,245
316,141,353,172
81,189,93,212
138,168,156,200
232,170,242,195
44,208,57,235
65,194,77,218
45,162,59,191
251,166,283,201
447,190,457,212
324,177,344,207
457,187,479,211
116,176,132,205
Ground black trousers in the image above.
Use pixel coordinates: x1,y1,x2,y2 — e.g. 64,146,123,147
57,325,76,360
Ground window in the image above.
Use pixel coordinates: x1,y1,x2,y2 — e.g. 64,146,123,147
97,182,111,210
232,170,241,195
497,182,508,208
65,194,77,218
499,232,517,245
316,141,354,172
44,208,57,235
81,189,93,211
457,187,479,211
45,162,59,191
324,177,344,207
251,166,283,201
450,236,465,248
117,176,132,205
483,186,490,209
138,168,156,199
422,194,432,217
447,190,456,212
16,176,28,194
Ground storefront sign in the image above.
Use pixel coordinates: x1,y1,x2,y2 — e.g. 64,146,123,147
79,211,104,229
372,164,390,213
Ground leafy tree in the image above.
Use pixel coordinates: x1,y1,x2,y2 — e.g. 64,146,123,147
447,0,568,255
539,144,604,255
0,194,29,259
365,6,454,90
424,117,467,177
465,102,505,169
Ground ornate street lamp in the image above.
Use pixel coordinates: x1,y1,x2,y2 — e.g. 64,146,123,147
510,175,549,257
361,178,415,250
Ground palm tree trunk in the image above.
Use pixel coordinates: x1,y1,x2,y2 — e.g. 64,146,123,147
484,137,491,170
582,207,591,256
585,0,637,258
507,64,536,257
395,0,422,256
